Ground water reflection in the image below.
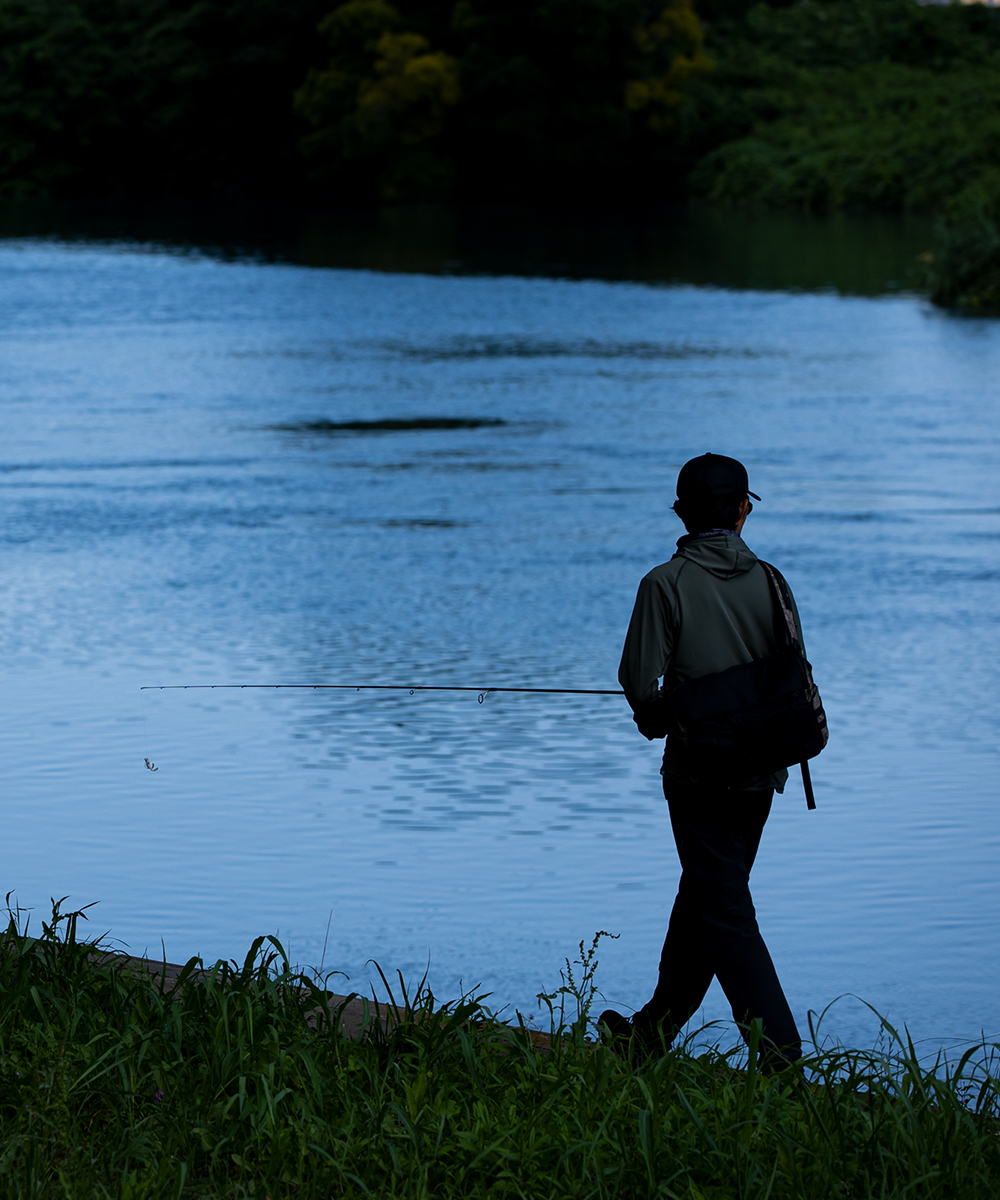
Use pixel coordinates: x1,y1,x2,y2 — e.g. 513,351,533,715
0,198,932,296
273,417,506,433
0,233,994,1055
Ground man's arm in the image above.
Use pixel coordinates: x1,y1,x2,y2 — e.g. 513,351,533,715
618,571,675,740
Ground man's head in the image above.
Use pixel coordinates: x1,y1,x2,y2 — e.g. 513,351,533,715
673,453,760,535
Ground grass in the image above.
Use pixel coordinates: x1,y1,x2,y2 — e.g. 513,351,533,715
1,904,999,1198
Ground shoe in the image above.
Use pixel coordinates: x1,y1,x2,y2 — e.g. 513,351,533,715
631,1010,673,1059
597,1009,633,1050
598,1009,673,1061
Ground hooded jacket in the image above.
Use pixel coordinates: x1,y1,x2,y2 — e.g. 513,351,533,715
618,532,805,791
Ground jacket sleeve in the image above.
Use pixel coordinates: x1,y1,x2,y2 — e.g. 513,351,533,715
618,571,675,715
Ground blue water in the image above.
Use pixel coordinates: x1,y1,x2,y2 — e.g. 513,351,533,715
0,238,998,1051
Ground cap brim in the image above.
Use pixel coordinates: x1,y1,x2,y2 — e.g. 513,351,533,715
748,490,761,501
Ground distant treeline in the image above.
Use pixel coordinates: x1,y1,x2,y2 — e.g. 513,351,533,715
0,0,998,306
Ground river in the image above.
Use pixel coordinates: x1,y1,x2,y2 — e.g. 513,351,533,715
0,205,996,1053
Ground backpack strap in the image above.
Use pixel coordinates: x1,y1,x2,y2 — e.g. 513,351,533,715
758,560,801,653
759,560,817,810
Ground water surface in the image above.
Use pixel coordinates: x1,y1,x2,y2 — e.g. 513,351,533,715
0,230,996,1051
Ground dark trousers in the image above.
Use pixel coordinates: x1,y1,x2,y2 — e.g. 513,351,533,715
634,778,801,1062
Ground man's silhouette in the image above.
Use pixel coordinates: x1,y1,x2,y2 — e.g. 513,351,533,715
602,453,803,1066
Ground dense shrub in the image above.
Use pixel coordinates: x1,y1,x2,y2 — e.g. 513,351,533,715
681,0,1000,209
676,0,1000,311
688,62,1000,211
926,172,1000,313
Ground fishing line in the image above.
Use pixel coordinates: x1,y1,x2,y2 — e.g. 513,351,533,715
138,683,624,772
138,689,158,772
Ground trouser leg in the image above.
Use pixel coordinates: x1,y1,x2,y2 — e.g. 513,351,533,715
635,779,801,1061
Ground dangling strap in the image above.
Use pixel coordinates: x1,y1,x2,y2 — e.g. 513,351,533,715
800,760,816,811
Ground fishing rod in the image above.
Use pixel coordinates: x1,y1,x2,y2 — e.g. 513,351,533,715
141,684,625,702
138,683,817,807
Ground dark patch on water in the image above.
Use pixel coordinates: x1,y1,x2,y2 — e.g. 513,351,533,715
0,457,255,474
380,336,763,362
375,460,559,473
273,417,506,434
382,518,468,529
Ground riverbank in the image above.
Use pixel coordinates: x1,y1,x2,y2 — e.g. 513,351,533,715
2,906,999,1198
0,196,933,296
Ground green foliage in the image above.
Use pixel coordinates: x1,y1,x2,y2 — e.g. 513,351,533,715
689,62,1000,212
926,172,1000,314
120,0,332,194
675,0,1000,313
0,0,711,202
295,0,461,200
295,0,712,201
449,0,711,200
0,0,330,194
0,0,130,192
683,0,1000,211
3,900,1000,1197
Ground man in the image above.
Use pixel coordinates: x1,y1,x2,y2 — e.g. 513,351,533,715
600,453,803,1067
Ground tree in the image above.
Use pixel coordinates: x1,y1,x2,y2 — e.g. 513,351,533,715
295,0,460,200
295,0,711,202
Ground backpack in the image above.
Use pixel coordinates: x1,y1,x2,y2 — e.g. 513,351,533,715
666,561,828,806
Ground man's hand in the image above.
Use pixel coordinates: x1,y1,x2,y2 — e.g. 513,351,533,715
632,691,674,740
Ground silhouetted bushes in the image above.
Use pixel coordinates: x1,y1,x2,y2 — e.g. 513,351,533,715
294,0,711,202
0,0,328,195
926,175,1000,313
0,0,711,202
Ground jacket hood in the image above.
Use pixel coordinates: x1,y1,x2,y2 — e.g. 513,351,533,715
673,533,759,579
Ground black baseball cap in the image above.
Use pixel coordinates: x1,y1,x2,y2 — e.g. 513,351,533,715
676,453,761,502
